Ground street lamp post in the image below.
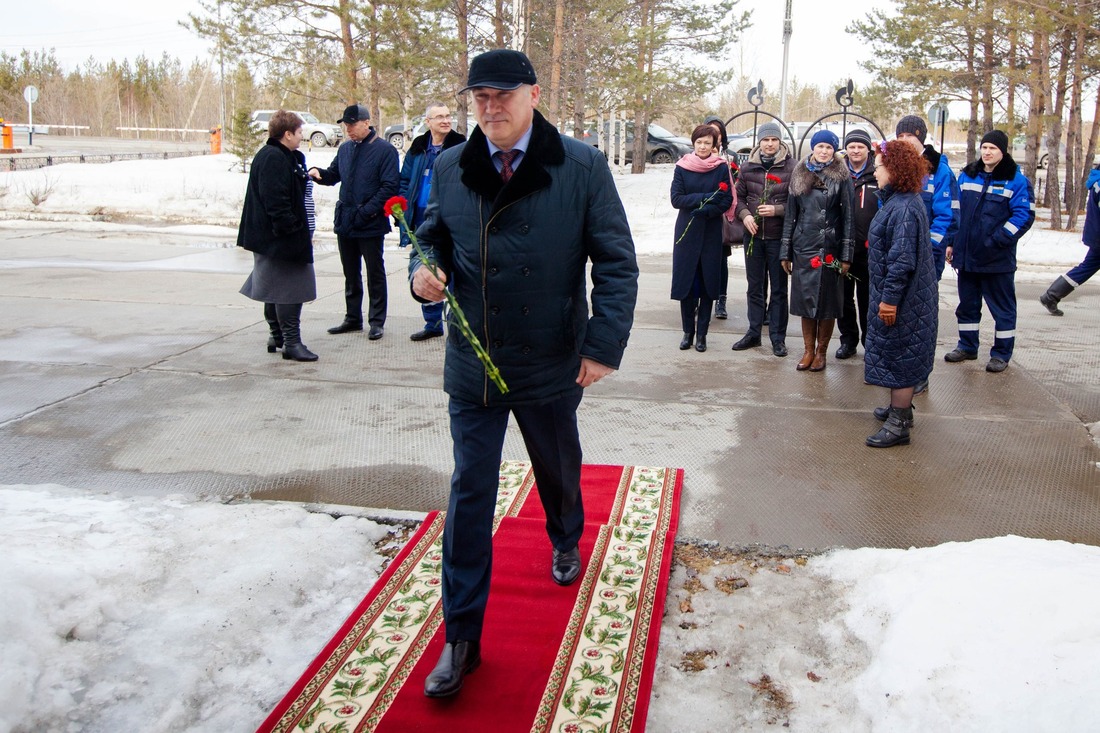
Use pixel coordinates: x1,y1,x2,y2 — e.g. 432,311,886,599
779,0,793,122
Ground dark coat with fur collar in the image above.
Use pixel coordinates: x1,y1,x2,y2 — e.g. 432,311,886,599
411,110,639,405
397,128,466,246
781,155,855,319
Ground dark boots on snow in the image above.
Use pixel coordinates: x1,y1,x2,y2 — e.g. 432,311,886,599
866,406,913,448
1039,276,1075,316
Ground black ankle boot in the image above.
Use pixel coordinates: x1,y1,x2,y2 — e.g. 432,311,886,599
424,641,481,697
715,296,728,319
264,303,283,352
866,406,913,448
680,333,694,350
276,304,318,362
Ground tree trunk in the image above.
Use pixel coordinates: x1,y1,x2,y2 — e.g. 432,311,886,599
1022,29,1047,185
339,0,358,103
454,0,470,136
1063,0,1087,229
631,0,651,175
548,0,565,127
1045,27,1074,230
965,23,979,160
980,0,994,133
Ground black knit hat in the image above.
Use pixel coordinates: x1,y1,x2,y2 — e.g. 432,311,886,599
895,115,927,143
981,130,1009,155
844,128,874,150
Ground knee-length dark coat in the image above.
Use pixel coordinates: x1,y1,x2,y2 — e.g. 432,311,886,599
670,162,733,300
781,156,855,318
864,187,938,388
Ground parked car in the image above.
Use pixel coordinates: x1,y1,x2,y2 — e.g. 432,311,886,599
249,110,343,147
586,122,692,164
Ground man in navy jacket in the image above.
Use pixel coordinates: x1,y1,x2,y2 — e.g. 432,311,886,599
309,104,400,340
1039,164,1100,315
896,115,959,281
944,130,1035,373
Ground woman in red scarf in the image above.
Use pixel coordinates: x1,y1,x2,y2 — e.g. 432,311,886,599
670,125,734,352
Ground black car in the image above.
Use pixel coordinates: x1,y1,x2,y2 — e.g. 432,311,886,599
585,122,692,164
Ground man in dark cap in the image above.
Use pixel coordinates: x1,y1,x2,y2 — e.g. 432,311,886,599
411,49,638,698
836,128,878,359
896,114,959,282
308,104,399,340
944,129,1035,373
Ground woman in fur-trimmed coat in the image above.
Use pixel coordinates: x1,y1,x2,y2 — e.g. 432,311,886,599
781,130,855,371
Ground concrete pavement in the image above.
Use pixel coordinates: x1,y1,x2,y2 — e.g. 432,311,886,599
1,225,1098,550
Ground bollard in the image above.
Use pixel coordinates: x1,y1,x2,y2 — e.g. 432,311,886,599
0,118,13,150
209,126,222,155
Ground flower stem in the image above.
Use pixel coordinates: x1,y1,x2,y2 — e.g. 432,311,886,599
393,206,509,394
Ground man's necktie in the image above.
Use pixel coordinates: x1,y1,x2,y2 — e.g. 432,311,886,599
498,149,518,183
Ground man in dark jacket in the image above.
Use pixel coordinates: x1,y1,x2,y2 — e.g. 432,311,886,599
944,130,1034,373
896,115,959,281
398,102,466,341
732,121,793,356
309,104,399,340
411,49,638,698
1039,164,1100,315
836,128,878,359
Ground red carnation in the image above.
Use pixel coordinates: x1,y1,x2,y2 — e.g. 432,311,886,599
766,174,782,184
824,254,835,264
718,181,729,191
384,195,409,217
810,256,822,268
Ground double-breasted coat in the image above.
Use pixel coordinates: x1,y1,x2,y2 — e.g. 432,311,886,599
781,156,855,319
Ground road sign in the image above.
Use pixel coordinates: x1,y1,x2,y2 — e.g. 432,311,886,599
23,85,39,105
927,103,949,127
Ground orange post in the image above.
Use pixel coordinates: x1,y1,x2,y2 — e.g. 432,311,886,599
209,126,222,154
0,118,13,150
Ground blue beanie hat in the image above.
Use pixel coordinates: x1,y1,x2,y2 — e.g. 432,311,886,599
810,129,840,152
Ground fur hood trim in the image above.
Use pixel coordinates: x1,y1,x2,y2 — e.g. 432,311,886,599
961,154,1019,181
789,154,849,197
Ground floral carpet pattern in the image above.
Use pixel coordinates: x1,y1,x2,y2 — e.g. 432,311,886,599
257,463,681,733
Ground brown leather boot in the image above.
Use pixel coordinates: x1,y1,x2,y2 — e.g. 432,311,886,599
810,319,834,372
796,317,816,371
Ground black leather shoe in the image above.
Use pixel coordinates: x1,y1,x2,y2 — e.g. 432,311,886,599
552,546,582,586
410,329,443,341
368,326,384,340
772,342,788,357
835,343,858,359
679,333,693,350
944,348,977,363
730,335,761,351
423,641,481,698
327,320,363,335
695,337,707,352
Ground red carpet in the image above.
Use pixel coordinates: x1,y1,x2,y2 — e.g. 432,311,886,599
258,463,683,733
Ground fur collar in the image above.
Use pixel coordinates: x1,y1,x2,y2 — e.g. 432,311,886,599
407,129,466,157
923,144,942,171
789,154,850,197
458,110,564,211
962,154,1019,181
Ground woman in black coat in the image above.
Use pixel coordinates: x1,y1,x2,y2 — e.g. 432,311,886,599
865,140,939,448
781,130,854,371
237,110,318,362
670,125,734,352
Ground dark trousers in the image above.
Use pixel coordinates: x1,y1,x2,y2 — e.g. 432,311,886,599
744,238,788,344
933,246,947,281
336,234,387,328
442,390,585,642
955,270,1016,361
837,249,870,348
1065,246,1100,286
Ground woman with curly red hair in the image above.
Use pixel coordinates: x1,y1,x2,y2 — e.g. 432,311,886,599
864,139,939,447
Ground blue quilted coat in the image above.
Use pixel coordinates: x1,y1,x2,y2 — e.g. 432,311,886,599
864,187,938,388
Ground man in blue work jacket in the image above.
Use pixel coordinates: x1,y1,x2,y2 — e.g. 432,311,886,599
943,130,1035,373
